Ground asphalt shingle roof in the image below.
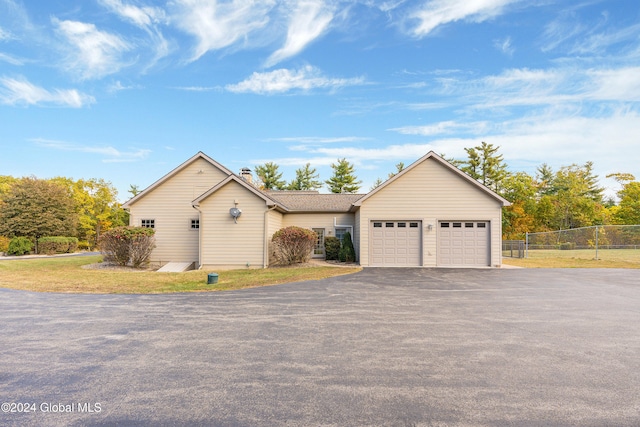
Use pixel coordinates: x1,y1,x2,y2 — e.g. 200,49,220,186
266,191,364,212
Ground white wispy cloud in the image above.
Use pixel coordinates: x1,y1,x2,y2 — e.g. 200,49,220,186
225,65,365,94
171,85,222,92
267,136,370,143
172,0,275,62
391,120,489,136
438,66,640,109
31,138,150,163
569,21,640,56
99,0,166,28
265,0,335,67
0,52,23,65
107,80,143,93
99,0,171,68
494,36,514,56
0,26,13,40
586,67,640,101
0,76,95,107
408,0,519,37
52,17,131,80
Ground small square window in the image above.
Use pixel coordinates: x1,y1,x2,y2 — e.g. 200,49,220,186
477,223,486,228
386,222,394,228
453,223,462,228
373,222,382,228
141,219,155,228
465,223,474,228
191,219,200,230
410,222,419,228
441,223,450,228
398,222,406,228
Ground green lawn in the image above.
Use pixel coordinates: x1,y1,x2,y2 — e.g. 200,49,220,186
503,249,640,268
0,255,362,294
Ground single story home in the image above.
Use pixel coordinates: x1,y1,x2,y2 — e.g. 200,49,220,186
122,151,510,269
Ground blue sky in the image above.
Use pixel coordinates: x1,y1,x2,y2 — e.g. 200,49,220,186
1,0,639,201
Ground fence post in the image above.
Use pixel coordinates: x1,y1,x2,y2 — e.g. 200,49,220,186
595,225,599,260
525,232,529,258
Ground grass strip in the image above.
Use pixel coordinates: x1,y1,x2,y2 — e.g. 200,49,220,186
0,256,362,294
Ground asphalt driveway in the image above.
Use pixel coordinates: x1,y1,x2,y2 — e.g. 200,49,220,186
1,268,639,426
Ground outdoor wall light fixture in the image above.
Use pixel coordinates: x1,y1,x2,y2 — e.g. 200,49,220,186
229,207,242,223
427,224,434,231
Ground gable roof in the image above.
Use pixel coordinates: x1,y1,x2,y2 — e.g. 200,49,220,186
122,151,234,208
192,175,284,209
353,151,511,207
266,191,364,212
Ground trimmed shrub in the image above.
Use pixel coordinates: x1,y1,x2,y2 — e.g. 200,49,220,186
324,236,341,261
37,236,79,255
338,231,356,263
272,226,317,265
0,236,9,254
8,236,33,256
98,226,156,267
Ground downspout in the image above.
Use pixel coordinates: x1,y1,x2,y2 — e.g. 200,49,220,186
192,204,203,269
264,205,278,268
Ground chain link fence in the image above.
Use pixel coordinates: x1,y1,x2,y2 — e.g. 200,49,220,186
525,225,640,260
502,240,525,258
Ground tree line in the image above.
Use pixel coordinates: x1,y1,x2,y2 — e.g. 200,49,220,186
252,142,639,239
254,159,362,193
0,176,128,251
444,142,640,239
1,144,638,252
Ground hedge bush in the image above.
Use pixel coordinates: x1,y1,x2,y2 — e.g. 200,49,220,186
37,236,79,255
338,231,356,263
272,226,317,265
8,236,33,256
98,226,156,267
324,236,341,261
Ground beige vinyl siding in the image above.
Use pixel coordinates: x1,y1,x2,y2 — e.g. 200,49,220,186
128,158,229,264
199,180,268,269
266,209,283,240
265,209,283,267
282,213,355,240
358,157,503,267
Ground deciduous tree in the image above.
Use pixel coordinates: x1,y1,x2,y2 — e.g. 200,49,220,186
613,181,640,224
0,177,78,251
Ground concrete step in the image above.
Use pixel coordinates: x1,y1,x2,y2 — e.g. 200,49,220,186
157,262,195,272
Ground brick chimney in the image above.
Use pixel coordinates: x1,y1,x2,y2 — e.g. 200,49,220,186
240,167,253,184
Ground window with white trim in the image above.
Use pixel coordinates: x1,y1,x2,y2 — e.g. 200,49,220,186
190,219,199,230
335,227,348,243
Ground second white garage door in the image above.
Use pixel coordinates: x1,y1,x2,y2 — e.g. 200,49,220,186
437,221,490,266
370,221,422,266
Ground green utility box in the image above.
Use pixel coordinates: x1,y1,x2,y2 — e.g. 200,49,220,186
207,273,219,285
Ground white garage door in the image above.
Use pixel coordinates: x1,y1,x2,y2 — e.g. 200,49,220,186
437,221,490,266
370,221,422,266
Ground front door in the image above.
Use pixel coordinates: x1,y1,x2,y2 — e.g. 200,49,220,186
312,228,325,258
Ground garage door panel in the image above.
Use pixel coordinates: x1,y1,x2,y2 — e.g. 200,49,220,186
438,221,489,267
369,221,421,266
